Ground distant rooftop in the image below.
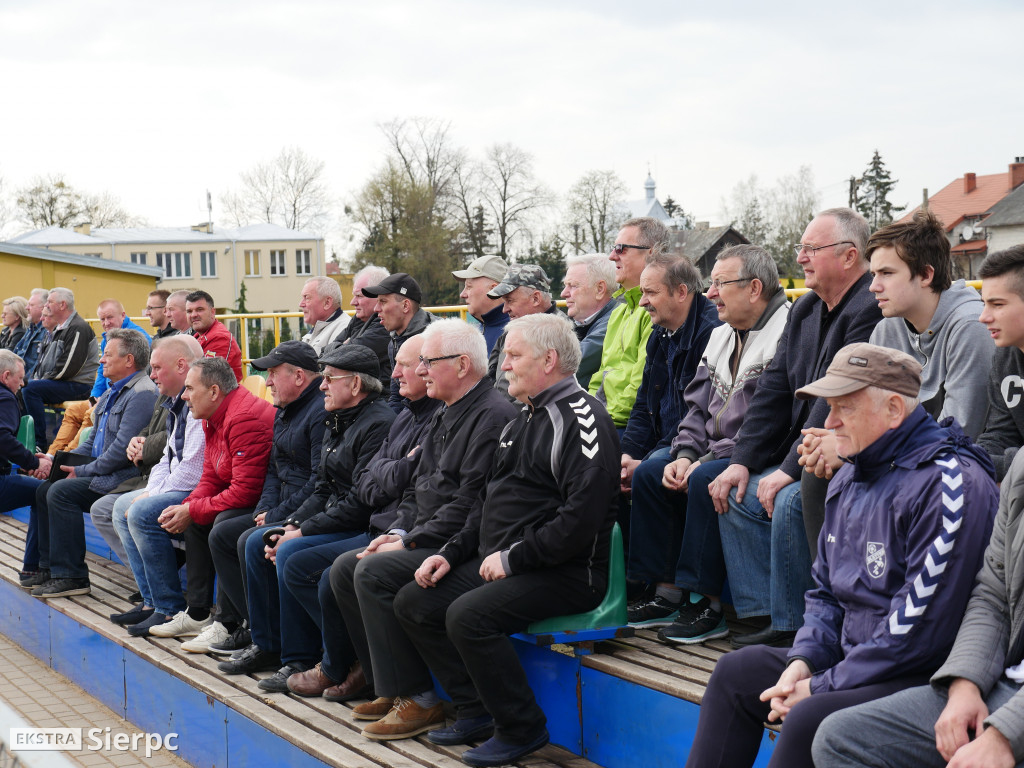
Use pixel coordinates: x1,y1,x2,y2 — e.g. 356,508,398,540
8,222,321,246
900,160,1024,231
0,242,164,278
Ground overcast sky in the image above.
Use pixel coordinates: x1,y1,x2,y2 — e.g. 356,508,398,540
2,0,1021,250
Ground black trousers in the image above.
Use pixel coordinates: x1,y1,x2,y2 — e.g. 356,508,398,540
685,645,928,768
183,508,251,610
208,514,257,623
393,559,603,744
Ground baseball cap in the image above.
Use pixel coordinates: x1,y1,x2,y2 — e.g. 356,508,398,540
487,264,551,299
453,255,509,283
250,340,320,372
361,273,422,304
795,342,922,400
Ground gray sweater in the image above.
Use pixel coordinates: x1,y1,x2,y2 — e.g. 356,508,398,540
869,280,993,439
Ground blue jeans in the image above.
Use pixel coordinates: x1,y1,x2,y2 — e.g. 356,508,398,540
112,489,189,615
36,476,102,579
245,530,367,665
717,466,812,630
627,446,684,583
22,380,91,448
673,458,730,596
0,473,44,570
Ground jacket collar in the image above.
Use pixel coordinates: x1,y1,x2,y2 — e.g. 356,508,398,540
528,375,583,411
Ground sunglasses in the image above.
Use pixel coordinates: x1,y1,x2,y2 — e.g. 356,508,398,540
610,243,650,255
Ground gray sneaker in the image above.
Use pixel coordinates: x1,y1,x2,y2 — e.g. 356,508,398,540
657,600,728,645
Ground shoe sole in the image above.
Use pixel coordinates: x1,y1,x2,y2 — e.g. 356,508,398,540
659,626,730,645
426,724,495,746
463,734,550,767
628,617,679,629
36,587,90,599
180,640,226,653
149,626,206,638
351,704,394,721
323,686,372,703
362,719,445,741
207,645,243,656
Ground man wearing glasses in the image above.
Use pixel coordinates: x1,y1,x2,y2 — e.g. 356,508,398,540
145,290,177,340
589,217,670,431
707,208,882,648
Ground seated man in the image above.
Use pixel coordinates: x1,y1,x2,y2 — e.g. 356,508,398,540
393,313,619,767
624,246,789,634
203,341,327,655
684,343,998,768
110,335,207,632
25,330,158,598
21,287,100,450
286,335,441,700
129,357,275,636
299,277,350,355
146,289,178,340
92,298,152,399
330,265,392,382
13,289,49,377
218,345,393,692
185,290,243,382
814,449,1024,768
163,290,192,334
452,254,509,354
560,253,619,388
329,319,518,737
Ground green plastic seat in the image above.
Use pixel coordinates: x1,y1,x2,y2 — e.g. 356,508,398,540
527,521,627,634
78,426,93,446
17,414,35,454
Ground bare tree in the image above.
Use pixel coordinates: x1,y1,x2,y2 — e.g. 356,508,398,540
220,147,332,233
478,143,552,259
565,170,628,254
16,174,143,229
380,117,462,210
81,190,146,228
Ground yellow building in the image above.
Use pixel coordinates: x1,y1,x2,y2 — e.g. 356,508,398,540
9,222,326,313
0,242,162,315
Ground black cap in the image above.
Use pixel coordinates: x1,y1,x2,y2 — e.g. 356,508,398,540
250,340,320,372
361,272,423,304
318,343,381,379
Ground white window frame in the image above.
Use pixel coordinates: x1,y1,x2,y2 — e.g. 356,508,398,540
295,249,312,276
245,249,261,277
270,249,286,277
156,252,192,279
200,251,217,278
130,252,147,265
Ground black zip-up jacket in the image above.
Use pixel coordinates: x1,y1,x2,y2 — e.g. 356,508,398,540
43,312,99,385
0,383,37,473
386,308,435,412
256,377,327,524
355,394,442,534
331,313,392,386
439,377,620,581
391,378,519,550
284,394,394,535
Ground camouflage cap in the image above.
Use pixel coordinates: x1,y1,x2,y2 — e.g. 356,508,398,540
487,264,552,299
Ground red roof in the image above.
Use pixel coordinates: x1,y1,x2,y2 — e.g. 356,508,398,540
901,171,1016,231
951,239,988,254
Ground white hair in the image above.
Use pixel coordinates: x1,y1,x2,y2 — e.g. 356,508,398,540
505,313,581,375
421,318,488,376
565,253,619,292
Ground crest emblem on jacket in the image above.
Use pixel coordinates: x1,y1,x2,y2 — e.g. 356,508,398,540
866,541,886,578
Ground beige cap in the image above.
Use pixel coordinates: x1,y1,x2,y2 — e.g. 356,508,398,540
452,255,509,283
795,342,922,400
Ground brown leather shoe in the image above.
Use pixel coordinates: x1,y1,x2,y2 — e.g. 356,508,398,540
361,697,445,740
286,662,336,697
323,663,372,703
351,697,396,721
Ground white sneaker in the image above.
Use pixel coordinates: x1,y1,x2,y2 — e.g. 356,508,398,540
180,621,230,653
148,611,212,638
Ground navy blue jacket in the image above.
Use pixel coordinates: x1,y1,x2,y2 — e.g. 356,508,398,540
477,304,509,355
621,292,721,459
730,272,883,478
255,378,327,524
0,383,38,473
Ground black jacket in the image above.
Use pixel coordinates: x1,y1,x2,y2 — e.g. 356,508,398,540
256,378,327,524
730,272,883,478
439,377,620,581
386,308,435,412
332,314,392,385
284,395,395,536
0,383,37,473
355,394,443,533
43,312,99,385
391,378,519,550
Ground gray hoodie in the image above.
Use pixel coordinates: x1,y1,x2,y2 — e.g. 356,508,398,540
869,279,993,439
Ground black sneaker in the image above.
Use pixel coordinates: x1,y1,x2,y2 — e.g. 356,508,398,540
32,577,91,599
20,570,50,590
627,595,682,628
658,601,728,645
208,625,251,656
218,644,281,675
258,663,309,692
110,605,155,626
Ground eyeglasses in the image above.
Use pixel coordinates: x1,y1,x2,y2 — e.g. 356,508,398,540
610,243,650,256
792,241,854,257
418,354,462,369
708,277,753,290
322,373,357,384
144,305,165,312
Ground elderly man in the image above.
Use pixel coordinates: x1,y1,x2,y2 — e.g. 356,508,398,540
198,341,328,655
20,287,99,450
131,358,275,637
561,253,619,387
14,289,49,376
685,343,998,768
589,217,669,430
300,276,350,355
109,335,207,633
25,330,158,598
286,335,443,700
708,208,882,647
145,289,177,339
486,264,563,396
330,265,391,377
92,299,152,398
164,290,192,334
185,291,243,382
392,314,619,767
452,255,509,353
362,273,434,412
330,319,518,739
218,345,393,691
625,246,790,634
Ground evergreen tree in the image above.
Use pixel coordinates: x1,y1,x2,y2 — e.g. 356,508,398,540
855,150,906,230
663,195,692,228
